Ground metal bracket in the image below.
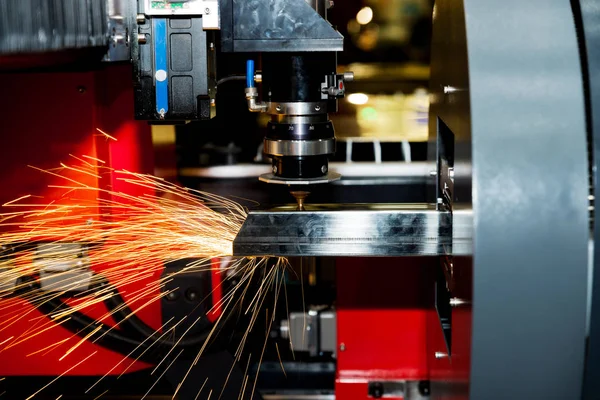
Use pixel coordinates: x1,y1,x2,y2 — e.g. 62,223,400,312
104,0,136,61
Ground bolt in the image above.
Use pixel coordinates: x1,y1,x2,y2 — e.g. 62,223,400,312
210,42,214,50
371,382,384,398
448,167,455,180
339,343,346,351
435,351,448,359
275,105,282,112
272,165,278,174
443,85,458,94
321,165,327,174
343,71,354,82
450,297,469,307
430,170,437,176
166,290,179,301
205,7,211,14
185,287,199,302
136,14,146,24
314,105,321,111
210,98,216,106
418,381,431,396
138,33,147,44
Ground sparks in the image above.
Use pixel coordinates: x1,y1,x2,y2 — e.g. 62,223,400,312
0,158,291,399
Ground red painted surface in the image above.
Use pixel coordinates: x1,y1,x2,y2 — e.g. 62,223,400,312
208,258,224,323
335,257,434,399
0,65,158,375
427,257,472,400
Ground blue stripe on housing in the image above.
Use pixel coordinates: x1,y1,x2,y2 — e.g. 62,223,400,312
153,18,168,116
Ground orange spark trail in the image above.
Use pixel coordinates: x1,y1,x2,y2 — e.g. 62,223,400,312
0,158,290,399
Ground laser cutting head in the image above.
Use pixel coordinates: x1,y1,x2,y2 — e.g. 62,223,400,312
245,55,352,188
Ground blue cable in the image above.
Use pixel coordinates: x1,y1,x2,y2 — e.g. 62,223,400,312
246,60,255,88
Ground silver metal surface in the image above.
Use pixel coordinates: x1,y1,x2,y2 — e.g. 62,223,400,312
271,115,329,125
233,39,342,52
281,310,336,356
258,172,341,186
179,162,438,179
233,204,472,257
232,0,343,52
0,266,17,296
319,311,336,355
33,243,93,292
264,139,335,157
267,102,329,116
245,87,268,112
104,0,134,62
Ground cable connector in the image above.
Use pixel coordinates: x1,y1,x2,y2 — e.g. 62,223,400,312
245,87,267,112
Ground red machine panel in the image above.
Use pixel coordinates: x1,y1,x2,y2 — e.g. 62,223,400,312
0,65,158,375
427,257,472,400
336,257,434,399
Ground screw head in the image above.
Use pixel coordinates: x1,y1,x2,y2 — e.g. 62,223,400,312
321,165,327,173
314,105,321,112
275,105,282,112
272,165,278,174
205,7,211,14
339,343,346,351
185,287,199,302
166,290,179,301
435,351,448,359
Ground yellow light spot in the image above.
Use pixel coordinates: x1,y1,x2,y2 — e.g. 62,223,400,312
356,7,373,25
347,93,369,105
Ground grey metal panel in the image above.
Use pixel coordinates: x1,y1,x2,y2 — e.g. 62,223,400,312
576,1,600,398
0,0,109,54
233,204,472,257
460,1,589,399
230,0,343,52
233,39,342,52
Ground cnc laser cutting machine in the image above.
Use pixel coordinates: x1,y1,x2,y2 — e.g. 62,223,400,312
1,0,600,399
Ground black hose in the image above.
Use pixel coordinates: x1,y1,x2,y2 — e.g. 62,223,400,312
217,75,246,85
38,297,167,364
15,276,218,364
15,278,165,364
101,282,212,348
